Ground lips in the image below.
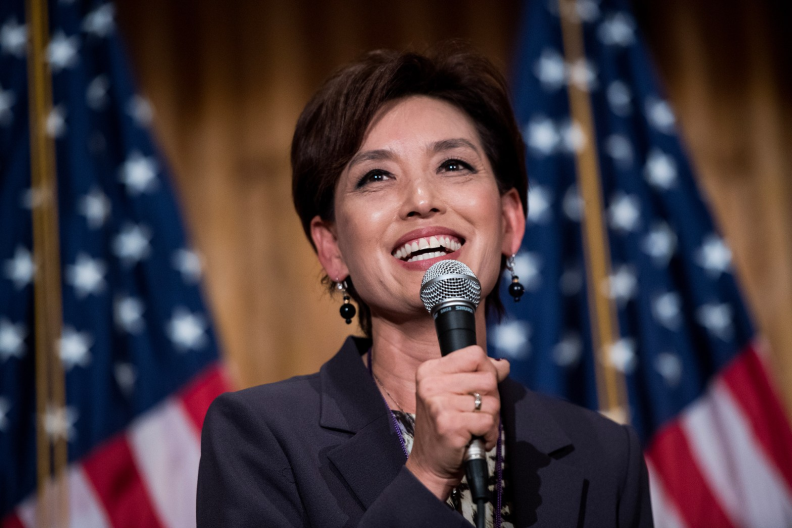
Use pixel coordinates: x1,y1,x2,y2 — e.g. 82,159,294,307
391,229,465,263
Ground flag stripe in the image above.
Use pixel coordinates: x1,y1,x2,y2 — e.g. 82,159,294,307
66,468,112,528
179,364,227,433
128,399,201,528
1,513,24,528
720,343,792,491
646,459,688,528
82,435,164,528
647,422,735,528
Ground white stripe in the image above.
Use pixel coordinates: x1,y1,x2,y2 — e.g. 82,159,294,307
14,467,110,528
646,459,687,528
682,380,792,528
128,398,201,528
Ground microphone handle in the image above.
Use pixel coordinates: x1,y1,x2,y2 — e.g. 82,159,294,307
432,302,490,507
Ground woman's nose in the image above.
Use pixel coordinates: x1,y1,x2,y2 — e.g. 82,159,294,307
399,177,443,219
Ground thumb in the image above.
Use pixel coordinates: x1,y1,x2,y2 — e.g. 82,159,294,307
489,357,510,382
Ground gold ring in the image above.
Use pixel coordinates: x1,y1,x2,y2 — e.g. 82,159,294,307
473,392,482,412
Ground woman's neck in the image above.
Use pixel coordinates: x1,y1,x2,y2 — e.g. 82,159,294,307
367,311,489,414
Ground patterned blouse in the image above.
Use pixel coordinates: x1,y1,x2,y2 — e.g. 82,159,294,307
391,411,514,528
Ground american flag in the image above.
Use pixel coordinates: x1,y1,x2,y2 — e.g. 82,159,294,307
490,0,792,526
0,0,227,526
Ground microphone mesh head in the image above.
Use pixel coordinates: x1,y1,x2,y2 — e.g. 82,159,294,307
420,260,481,313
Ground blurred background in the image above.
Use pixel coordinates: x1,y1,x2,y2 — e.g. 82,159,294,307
115,0,792,410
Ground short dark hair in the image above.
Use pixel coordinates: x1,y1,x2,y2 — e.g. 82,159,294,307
291,42,528,336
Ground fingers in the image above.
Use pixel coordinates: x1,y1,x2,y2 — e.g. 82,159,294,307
421,345,494,375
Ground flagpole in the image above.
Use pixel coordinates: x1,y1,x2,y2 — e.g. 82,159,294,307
26,0,69,524
557,0,630,423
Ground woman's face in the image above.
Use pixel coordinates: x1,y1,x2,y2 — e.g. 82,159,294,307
311,95,524,322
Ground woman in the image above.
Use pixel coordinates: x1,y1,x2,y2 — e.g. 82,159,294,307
197,45,653,527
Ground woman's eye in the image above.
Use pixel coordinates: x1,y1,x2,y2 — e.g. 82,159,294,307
440,159,474,173
356,170,391,188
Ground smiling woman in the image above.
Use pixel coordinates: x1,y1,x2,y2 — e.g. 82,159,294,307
197,44,653,528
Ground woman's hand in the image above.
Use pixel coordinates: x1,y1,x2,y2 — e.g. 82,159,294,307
405,346,510,501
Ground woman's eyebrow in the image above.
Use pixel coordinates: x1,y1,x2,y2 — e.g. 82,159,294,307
430,138,481,155
347,149,394,170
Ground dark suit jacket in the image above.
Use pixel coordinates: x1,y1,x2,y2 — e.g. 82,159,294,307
197,337,653,527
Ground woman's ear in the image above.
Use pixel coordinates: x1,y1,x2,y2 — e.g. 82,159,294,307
501,188,526,257
310,215,349,281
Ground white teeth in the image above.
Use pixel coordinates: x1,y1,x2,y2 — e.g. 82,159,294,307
394,235,464,261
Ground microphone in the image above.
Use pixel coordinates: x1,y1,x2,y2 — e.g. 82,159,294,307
420,260,489,527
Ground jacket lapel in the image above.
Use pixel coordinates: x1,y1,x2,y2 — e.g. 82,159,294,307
319,337,408,509
500,379,585,528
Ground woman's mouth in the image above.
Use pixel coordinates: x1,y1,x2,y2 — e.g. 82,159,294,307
392,235,464,263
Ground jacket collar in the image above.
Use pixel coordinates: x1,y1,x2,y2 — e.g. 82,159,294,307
319,337,585,525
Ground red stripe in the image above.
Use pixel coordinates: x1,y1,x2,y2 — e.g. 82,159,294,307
0,513,24,528
721,343,792,491
647,421,735,528
179,363,229,432
81,435,164,528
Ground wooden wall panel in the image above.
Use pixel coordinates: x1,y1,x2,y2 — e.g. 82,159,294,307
115,0,792,413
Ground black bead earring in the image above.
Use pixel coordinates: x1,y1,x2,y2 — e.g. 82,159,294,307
337,279,357,324
506,255,525,302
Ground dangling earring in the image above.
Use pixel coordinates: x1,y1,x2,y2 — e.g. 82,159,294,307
337,279,357,324
506,255,525,302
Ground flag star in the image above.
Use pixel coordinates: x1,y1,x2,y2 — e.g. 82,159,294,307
115,295,145,333
42,405,78,442
4,247,36,289
604,134,633,168
560,264,583,296
78,188,111,229
511,252,542,291
82,3,115,37
645,97,676,134
20,186,51,209
534,48,566,91
46,31,79,72
525,116,558,155
606,80,632,116
491,320,531,359
644,149,677,189
46,105,67,138
563,185,584,221
0,398,9,431
86,75,109,109
598,12,635,46
527,185,552,224
114,362,137,396
655,352,682,387
553,332,582,367
608,193,641,232
652,291,682,330
59,327,92,370
642,222,677,265
0,84,15,126
0,319,26,361
66,253,106,297
605,265,637,305
695,235,732,277
113,224,151,265
119,151,158,195
173,248,203,282
0,19,27,57
167,308,207,351
697,303,733,340
607,338,637,374
559,120,587,153
127,95,154,126
567,59,598,90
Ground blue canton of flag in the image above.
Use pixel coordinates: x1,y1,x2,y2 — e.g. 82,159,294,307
490,0,792,526
0,0,227,525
